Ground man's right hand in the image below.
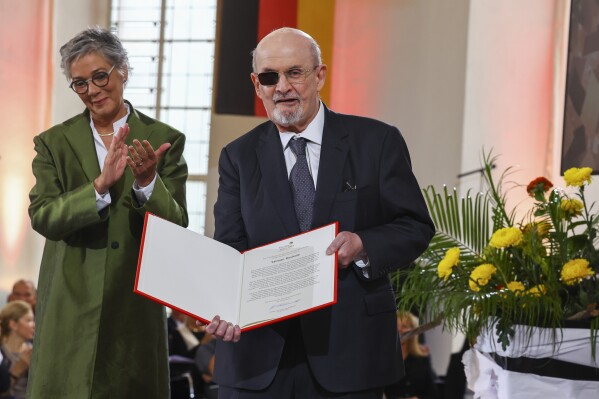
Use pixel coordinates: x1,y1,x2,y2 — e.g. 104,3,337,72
206,315,241,342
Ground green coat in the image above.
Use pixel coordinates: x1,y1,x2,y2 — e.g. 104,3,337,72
28,102,188,399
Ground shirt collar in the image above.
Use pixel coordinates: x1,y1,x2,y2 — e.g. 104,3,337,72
90,102,130,137
279,101,324,149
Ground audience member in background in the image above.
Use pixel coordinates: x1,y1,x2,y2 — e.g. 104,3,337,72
168,309,206,397
27,27,188,399
384,312,440,399
6,280,37,314
168,309,205,359
194,334,218,399
0,301,35,399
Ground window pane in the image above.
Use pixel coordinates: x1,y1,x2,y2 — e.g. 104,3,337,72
186,181,207,234
111,0,216,234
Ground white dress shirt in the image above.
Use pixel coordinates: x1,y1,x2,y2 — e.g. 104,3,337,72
278,102,324,187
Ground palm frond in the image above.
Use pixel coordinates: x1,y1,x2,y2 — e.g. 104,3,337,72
422,186,491,257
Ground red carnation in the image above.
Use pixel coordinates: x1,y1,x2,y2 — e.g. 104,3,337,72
526,177,553,198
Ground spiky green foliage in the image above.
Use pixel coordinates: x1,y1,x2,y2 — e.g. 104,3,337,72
393,152,599,352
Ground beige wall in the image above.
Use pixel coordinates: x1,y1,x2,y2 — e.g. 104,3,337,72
204,114,267,238
330,0,470,190
459,0,566,207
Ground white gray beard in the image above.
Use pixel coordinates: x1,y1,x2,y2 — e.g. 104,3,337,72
272,103,303,127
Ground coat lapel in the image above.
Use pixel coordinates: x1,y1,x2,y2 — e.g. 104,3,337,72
256,123,300,235
125,102,150,144
312,109,349,228
63,110,101,182
62,102,148,187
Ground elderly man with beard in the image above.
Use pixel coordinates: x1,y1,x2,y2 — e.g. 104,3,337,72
207,28,434,399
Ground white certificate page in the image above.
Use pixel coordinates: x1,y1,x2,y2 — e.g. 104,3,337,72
238,223,337,328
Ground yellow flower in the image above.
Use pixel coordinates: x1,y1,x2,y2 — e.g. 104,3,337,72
521,221,551,236
563,167,592,187
560,199,584,218
489,227,523,248
437,247,460,280
526,284,547,297
561,258,594,286
507,281,525,295
469,263,497,291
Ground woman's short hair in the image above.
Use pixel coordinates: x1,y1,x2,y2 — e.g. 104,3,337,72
59,26,130,80
0,300,32,341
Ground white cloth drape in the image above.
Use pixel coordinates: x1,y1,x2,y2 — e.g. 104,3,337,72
476,324,599,367
463,349,599,399
463,325,599,399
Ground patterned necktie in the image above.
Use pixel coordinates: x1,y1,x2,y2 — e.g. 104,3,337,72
288,137,315,232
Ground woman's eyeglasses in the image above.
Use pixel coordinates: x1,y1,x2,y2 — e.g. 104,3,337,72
69,65,116,94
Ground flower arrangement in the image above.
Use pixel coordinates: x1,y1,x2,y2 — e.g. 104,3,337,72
394,152,599,351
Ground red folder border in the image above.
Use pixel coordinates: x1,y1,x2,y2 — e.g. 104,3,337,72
134,212,339,332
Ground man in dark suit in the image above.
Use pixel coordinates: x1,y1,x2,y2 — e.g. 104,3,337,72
206,28,434,398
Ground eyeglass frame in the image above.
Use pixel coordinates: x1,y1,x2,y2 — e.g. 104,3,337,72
254,65,321,87
69,65,116,94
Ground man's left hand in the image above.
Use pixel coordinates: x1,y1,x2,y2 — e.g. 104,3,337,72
326,231,367,268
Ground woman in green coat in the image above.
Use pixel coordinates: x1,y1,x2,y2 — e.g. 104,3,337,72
28,27,188,398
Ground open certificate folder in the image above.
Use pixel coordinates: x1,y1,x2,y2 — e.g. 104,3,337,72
135,214,338,331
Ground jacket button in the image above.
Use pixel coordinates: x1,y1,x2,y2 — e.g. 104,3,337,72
111,241,119,249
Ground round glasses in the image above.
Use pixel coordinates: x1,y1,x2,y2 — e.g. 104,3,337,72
256,66,319,86
69,65,116,94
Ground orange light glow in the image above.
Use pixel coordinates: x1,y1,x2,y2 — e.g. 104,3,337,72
0,0,52,267
0,175,29,262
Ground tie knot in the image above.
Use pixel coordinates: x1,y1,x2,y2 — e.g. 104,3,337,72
289,137,308,156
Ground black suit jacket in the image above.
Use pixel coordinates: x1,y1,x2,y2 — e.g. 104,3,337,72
213,106,434,393
384,355,440,399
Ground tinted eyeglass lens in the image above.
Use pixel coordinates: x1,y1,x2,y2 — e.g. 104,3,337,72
257,72,279,86
71,81,88,94
92,72,110,87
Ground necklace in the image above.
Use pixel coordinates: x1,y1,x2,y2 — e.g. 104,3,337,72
98,131,114,137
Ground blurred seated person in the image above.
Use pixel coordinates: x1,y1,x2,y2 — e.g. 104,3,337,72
167,309,206,358
194,334,218,399
168,310,208,397
6,280,37,314
0,301,35,399
384,312,439,399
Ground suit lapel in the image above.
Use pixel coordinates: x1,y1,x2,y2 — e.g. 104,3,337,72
312,109,349,228
63,110,101,182
256,123,300,235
